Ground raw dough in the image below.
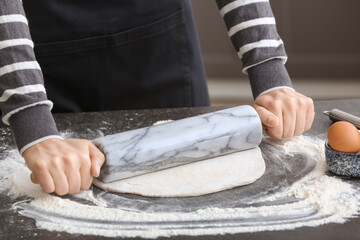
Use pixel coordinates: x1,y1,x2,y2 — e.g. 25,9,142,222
92,147,265,197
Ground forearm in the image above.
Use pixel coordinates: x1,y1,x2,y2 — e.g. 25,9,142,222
0,0,60,153
215,0,293,98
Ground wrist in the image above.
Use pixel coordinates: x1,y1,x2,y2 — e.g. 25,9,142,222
21,135,63,156
256,86,295,100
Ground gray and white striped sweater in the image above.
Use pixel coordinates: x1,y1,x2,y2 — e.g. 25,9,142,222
0,0,293,153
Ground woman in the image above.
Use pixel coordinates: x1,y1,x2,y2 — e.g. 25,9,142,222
0,0,314,195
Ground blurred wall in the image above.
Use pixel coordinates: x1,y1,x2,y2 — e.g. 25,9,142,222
191,0,360,105
191,0,360,79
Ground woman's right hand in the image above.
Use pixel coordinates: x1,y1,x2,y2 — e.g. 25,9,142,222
22,138,105,195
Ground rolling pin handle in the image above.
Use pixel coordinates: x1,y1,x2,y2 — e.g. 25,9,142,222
323,109,360,129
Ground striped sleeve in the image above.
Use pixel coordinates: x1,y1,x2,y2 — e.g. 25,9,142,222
0,0,61,154
216,0,294,98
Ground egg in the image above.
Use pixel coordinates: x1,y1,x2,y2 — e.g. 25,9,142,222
327,121,360,153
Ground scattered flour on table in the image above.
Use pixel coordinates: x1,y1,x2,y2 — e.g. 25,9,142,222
153,119,173,125
1,135,359,239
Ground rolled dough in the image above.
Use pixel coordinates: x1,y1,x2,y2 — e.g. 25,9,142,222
92,147,265,197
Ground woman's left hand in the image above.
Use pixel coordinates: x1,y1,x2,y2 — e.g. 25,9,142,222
253,88,315,139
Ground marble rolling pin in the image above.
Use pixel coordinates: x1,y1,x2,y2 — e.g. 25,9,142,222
93,105,262,183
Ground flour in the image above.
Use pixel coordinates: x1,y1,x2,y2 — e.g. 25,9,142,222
2,135,360,239
153,120,173,125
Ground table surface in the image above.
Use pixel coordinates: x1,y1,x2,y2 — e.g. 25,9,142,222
1,99,360,240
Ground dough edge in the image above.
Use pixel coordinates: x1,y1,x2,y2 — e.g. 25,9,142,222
93,147,265,197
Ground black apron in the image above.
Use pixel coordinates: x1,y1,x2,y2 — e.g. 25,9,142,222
22,0,210,113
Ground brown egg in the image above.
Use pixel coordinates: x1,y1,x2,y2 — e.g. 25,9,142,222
327,121,360,153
